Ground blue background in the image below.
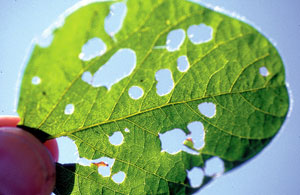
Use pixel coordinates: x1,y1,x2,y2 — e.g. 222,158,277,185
0,0,299,194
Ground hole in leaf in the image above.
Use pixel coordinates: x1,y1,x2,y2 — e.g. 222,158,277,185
259,66,269,77
56,136,78,164
155,69,174,96
104,2,127,36
77,157,115,177
187,24,213,44
177,55,190,72
187,121,205,150
57,137,116,177
31,76,41,85
187,167,204,188
76,157,92,166
109,131,124,146
93,157,115,177
159,129,198,155
159,129,185,154
81,48,136,89
198,102,216,118
166,29,186,52
112,171,126,184
79,37,106,61
128,86,144,100
81,71,93,85
124,128,130,133
64,104,75,115
204,156,225,177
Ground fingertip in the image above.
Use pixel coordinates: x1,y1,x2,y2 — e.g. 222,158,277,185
44,139,59,162
0,116,20,127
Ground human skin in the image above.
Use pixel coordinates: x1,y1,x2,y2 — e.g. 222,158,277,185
0,116,59,162
0,116,58,194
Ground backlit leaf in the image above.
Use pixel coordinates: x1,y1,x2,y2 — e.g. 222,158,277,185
18,0,289,194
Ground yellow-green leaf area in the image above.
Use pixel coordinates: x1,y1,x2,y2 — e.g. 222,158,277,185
18,0,289,194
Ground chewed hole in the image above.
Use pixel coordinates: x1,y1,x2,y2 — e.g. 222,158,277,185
32,76,41,85
79,37,106,61
187,121,205,150
56,136,78,164
64,104,75,115
81,48,136,89
128,86,144,100
187,24,213,44
109,131,124,146
155,69,174,96
92,157,115,177
97,164,111,177
166,29,186,52
198,102,216,118
187,167,204,188
259,66,269,77
204,157,225,177
177,55,190,72
77,157,115,177
112,171,126,184
159,129,185,154
56,137,116,177
81,71,93,85
105,2,127,36
76,158,91,166
159,129,198,155
124,128,130,133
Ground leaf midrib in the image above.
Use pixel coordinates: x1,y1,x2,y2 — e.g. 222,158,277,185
44,30,262,139
53,84,285,140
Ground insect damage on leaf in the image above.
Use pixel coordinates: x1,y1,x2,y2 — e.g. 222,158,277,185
79,37,107,61
166,29,186,52
204,157,225,177
128,86,144,100
155,69,174,96
105,2,127,37
81,48,136,89
177,55,190,72
187,23,213,44
18,0,289,194
198,102,216,118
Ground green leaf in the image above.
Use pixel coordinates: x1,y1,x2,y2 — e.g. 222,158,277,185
18,0,289,194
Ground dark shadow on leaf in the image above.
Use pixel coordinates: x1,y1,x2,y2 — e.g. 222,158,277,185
17,125,51,143
53,163,76,195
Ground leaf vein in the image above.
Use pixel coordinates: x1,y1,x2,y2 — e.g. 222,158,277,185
229,53,270,92
69,133,190,188
53,85,283,140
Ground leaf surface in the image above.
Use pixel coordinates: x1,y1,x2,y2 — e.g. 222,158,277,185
18,0,289,194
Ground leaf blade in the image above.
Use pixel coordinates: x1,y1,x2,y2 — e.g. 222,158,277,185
18,0,289,194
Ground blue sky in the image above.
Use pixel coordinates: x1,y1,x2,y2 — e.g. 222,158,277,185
0,0,299,194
